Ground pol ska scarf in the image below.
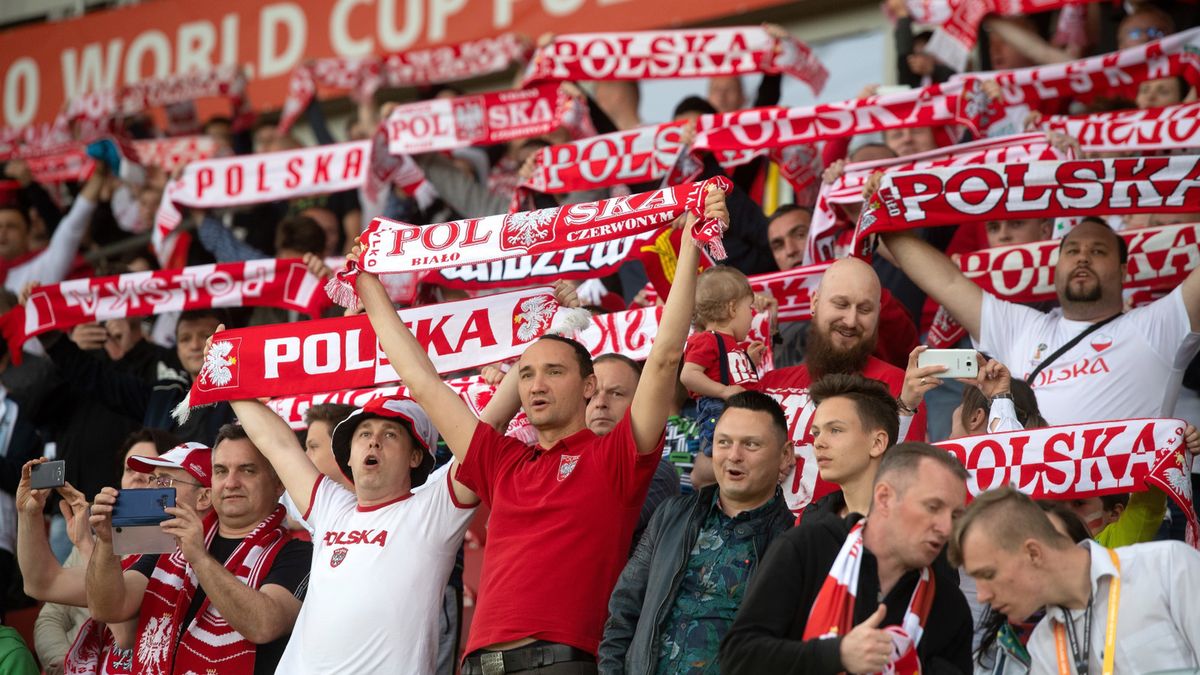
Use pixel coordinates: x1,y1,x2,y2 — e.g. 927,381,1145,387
521,26,828,96
0,258,330,361
938,418,1198,545
1040,101,1200,153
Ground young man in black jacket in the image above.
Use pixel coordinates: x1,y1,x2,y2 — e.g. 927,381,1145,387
598,391,794,674
720,443,974,674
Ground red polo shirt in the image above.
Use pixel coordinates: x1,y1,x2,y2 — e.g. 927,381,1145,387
455,412,661,656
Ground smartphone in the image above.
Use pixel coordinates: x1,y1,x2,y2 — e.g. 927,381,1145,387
918,349,979,379
112,488,176,528
29,460,65,490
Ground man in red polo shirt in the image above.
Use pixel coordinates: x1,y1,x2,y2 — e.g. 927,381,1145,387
355,188,728,674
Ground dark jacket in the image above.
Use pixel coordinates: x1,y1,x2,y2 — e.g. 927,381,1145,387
598,485,793,674
719,510,973,674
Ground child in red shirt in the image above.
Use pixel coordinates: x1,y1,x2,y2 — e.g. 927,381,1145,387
680,266,764,451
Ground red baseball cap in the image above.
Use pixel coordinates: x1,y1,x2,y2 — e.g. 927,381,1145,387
126,442,213,488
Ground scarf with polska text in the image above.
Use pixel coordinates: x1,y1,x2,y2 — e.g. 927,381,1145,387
0,258,330,362
135,507,290,675
329,177,732,308
385,83,593,155
66,65,246,124
808,133,1067,265
152,140,371,268
277,34,528,133
938,418,1198,546
693,77,1003,155
928,222,1200,346
924,0,1106,72
521,26,828,95
63,556,139,675
178,287,567,411
973,27,1200,119
804,520,933,675
1040,101,1200,153
515,107,820,202
11,135,216,185
856,155,1200,243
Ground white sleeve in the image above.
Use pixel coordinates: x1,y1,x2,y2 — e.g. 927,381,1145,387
1024,623,1059,675
1128,287,1200,370
9,196,96,291
1163,541,1200,651
974,293,1048,365
986,397,1024,433
897,413,914,441
412,463,476,549
304,476,357,536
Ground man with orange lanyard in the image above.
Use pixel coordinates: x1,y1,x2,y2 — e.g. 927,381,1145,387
954,487,1200,674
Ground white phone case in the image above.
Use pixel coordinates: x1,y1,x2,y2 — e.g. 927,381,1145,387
917,349,979,379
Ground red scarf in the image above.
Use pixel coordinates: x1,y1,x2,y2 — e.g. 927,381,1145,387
426,230,642,290
0,258,330,362
330,177,731,307
804,521,933,674
153,140,371,268
939,418,1199,546
385,83,593,155
179,287,566,410
980,27,1200,115
1041,101,1200,153
808,133,1065,264
924,0,1104,71
64,556,139,675
277,34,528,133
65,66,245,126
694,77,1003,154
134,507,291,675
858,155,1200,241
521,27,828,95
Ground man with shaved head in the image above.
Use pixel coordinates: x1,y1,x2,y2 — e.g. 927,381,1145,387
952,487,1200,673
883,218,1200,424
757,257,928,515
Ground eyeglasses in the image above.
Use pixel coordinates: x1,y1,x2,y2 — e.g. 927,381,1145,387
152,474,203,489
1123,27,1166,43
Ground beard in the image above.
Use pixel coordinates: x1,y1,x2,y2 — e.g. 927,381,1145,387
806,320,877,379
1064,279,1103,302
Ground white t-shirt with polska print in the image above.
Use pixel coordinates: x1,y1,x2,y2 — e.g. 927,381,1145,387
975,286,1200,426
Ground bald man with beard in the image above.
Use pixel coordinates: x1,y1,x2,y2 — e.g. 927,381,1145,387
757,258,927,516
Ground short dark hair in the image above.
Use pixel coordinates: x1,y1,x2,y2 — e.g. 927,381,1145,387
1101,493,1131,512
177,308,230,329
875,441,969,494
1060,217,1128,263
672,95,718,119
214,423,250,448
594,353,642,377
809,374,900,448
275,215,327,257
304,403,357,429
535,334,594,378
721,391,790,444
116,427,182,475
768,204,813,223
1037,501,1092,543
960,376,1045,431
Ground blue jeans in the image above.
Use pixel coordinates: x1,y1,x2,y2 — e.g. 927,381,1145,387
695,396,726,457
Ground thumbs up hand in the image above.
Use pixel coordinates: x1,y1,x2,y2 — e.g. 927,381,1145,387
839,605,893,674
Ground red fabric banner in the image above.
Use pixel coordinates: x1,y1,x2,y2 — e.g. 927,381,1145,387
1041,102,1200,153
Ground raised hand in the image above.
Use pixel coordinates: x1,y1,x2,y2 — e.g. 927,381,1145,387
899,346,946,414
840,604,893,674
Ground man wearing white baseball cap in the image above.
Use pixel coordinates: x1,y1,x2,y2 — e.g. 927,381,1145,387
228,388,481,674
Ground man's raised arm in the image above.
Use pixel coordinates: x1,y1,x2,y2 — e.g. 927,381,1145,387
880,230,984,341
355,264,481,462
630,187,729,455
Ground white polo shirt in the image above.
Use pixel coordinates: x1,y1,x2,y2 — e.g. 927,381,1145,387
1027,539,1200,674
274,463,475,674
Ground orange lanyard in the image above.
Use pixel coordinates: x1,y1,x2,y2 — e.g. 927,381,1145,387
1054,549,1121,675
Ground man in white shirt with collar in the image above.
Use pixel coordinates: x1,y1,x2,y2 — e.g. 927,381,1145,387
952,487,1200,674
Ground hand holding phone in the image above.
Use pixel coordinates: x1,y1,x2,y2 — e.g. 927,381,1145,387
29,460,65,490
917,349,979,379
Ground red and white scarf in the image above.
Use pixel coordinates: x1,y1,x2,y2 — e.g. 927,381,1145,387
331,177,731,307
135,507,291,675
180,287,566,409
928,222,1200,347
11,135,216,185
978,27,1200,114
0,258,330,361
426,230,642,290
939,418,1198,545
64,556,139,675
808,133,1066,264
385,83,593,155
694,77,1003,154
924,0,1104,72
521,27,828,95
66,66,246,124
1040,101,1200,153
804,520,933,674
857,155,1200,241
152,140,371,267
277,34,528,133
